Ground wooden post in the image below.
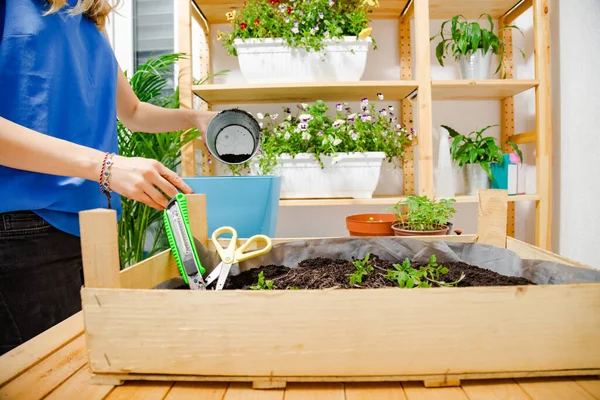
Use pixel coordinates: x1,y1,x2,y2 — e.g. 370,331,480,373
186,194,209,247
79,210,121,288
499,16,516,238
476,190,509,248
400,6,415,196
413,0,434,197
533,0,552,250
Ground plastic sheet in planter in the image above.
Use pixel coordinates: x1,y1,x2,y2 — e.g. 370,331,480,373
164,237,600,288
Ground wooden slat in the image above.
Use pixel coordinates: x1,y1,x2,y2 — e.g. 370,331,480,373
105,381,173,400
461,379,531,400
0,335,87,400
517,378,597,400
80,209,121,288
186,194,209,247
82,284,600,378
429,0,523,19
512,131,537,144
533,0,552,250
284,383,345,400
432,80,538,100
165,382,229,400
223,382,284,400
400,11,415,196
44,365,114,400
413,0,433,197
503,0,533,24
0,312,84,386
193,0,408,24
279,194,540,207
477,190,508,247
119,250,180,290
574,378,600,399
193,81,418,105
345,382,407,400
499,15,515,239
506,237,592,268
402,382,468,400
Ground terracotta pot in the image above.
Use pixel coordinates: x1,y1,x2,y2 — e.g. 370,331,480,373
345,214,396,236
391,223,450,237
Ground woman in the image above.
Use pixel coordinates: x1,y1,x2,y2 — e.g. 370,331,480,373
0,0,216,355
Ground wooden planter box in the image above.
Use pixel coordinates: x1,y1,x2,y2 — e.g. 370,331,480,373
79,191,600,389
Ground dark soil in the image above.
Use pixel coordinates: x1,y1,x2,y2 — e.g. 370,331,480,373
218,154,251,163
224,255,535,290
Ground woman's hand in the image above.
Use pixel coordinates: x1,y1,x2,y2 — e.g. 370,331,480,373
108,155,193,210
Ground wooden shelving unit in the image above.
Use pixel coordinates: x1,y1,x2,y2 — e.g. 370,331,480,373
177,0,552,249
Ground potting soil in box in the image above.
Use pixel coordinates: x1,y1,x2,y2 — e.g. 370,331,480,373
180,237,600,290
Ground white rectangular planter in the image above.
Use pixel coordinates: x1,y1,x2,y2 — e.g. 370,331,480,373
264,152,385,199
234,36,372,84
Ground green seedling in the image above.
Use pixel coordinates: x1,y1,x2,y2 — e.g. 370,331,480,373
387,258,431,288
250,271,274,290
349,253,374,285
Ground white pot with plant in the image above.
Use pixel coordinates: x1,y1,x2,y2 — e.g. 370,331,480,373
239,95,412,199
442,124,521,196
218,0,378,83
431,14,524,79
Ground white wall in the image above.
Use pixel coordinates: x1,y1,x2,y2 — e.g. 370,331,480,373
550,0,600,267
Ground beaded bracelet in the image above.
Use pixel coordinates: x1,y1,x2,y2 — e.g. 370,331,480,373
99,152,115,209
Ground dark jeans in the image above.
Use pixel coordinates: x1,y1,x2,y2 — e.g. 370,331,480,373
0,211,83,356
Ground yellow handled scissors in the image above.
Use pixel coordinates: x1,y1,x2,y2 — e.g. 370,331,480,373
204,226,273,291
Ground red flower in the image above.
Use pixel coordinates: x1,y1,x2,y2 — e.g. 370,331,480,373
286,6,292,14
269,0,279,3
240,22,248,30
254,18,260,25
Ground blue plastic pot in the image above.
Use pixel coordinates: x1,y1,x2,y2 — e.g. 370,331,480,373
183,176,281,238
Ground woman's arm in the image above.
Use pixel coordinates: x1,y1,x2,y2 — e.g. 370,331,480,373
115,65,216,134
0,117,192,210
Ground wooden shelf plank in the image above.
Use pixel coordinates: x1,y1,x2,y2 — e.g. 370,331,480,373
432,80,539,100
193,0,409,24
193,81,418,104
279,194,541,207
430,0,525,19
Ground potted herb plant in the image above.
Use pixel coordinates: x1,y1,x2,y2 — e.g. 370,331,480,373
218,0,378,83
431,14,523,79
389,196,456,237
245,95,412,199
442,124,521,196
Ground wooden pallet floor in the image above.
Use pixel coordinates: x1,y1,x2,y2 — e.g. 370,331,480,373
1,312,599,400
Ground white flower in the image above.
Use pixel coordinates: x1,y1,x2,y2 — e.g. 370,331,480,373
377,93,384,100
299,114,313,122
298,122,308,131
381,131,388,137
270,114,279,120
388,105,394,112
361,97,369,105
333,138,342,146
380,109,387,117
332,119,345,128
347,113,357,121
395,124,402,130
259,122,263,128
287,115,292,121
324,31,330,38
331,155,342,165
256,113,264,120
291,26,299,34
336,103,343,111
407,134,413,141
301,103,308,110
322,138,328,145
284,132,291,140
360,114,372,122
302,132,311,141
350,131,359,140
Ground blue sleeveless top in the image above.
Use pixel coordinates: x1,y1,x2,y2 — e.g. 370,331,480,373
0,0,121,237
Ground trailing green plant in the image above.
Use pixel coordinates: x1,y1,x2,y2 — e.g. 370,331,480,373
430,14,524,77
219,0,378,56
442,124,522,179
386,255,464,288
117,54,200,268
233,95,412,175
349,253,374,285
389,195,456,231
251,271,275,290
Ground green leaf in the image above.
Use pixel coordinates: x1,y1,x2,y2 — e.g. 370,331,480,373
471,23,481,50
507,141,523,162
436,41,446,66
